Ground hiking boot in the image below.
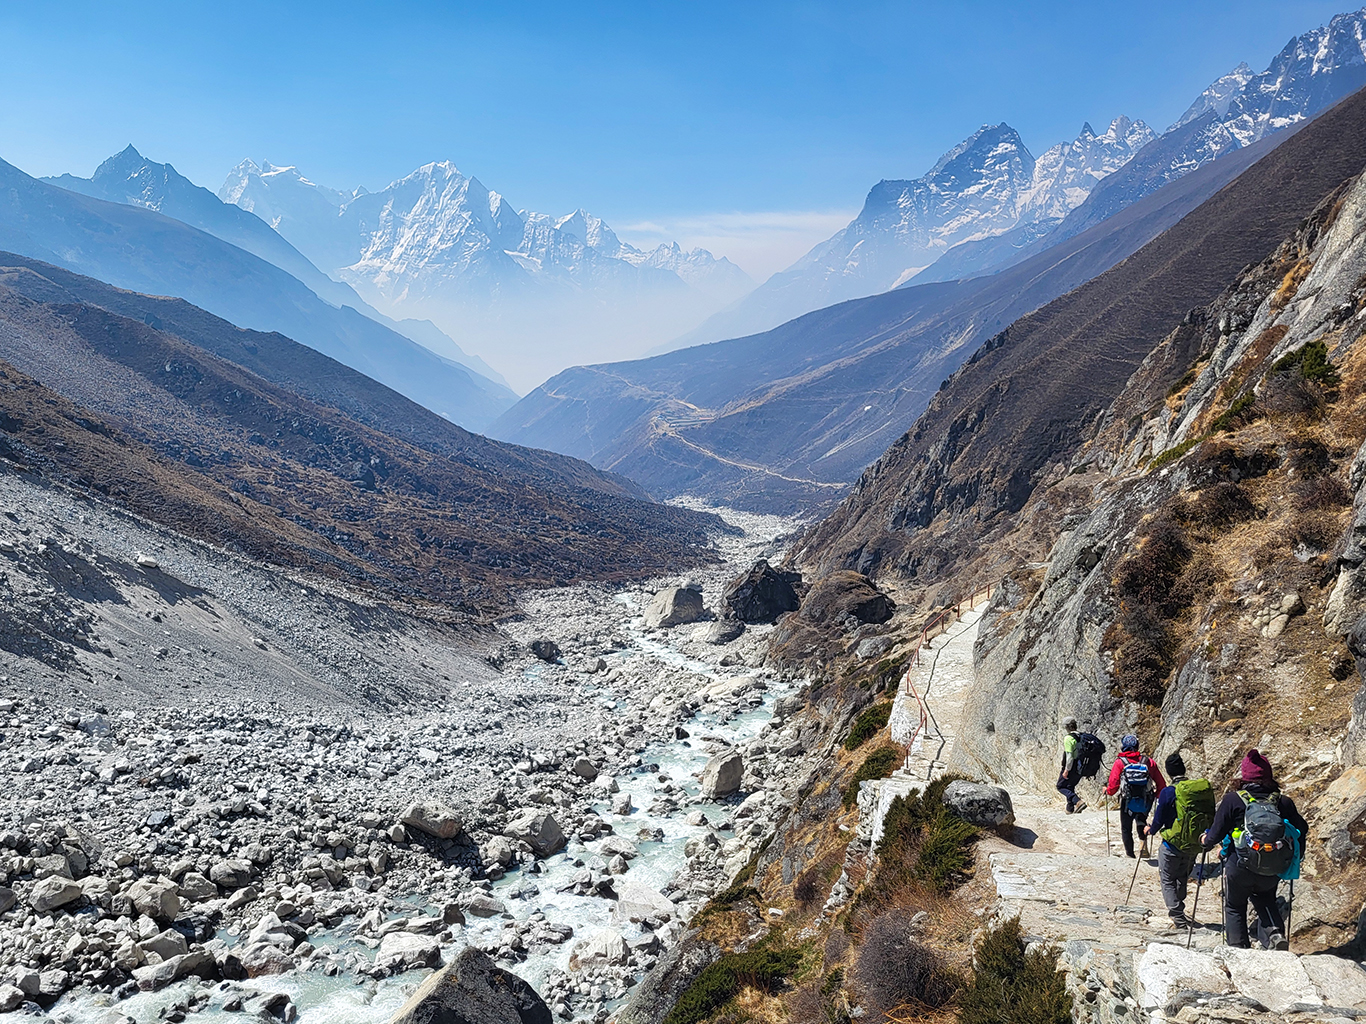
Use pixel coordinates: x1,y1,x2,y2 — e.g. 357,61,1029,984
1267,931,1289,951
1073,800,1088,814
1064,803,1074,814
1169,914,1192,930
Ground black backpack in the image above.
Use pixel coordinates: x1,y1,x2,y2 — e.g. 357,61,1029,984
1075,733,1105,778
1234,790,1293,876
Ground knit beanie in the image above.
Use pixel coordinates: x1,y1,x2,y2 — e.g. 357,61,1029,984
1165,753,1186,778
1239,748,1274,785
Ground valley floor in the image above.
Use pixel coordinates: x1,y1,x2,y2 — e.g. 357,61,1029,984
0,466,820,1023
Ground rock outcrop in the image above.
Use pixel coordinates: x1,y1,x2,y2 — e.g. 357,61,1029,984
721,560,800,623
940,780,1014,828
797,571,896,626
387,947,552,1024
699,750,744,799
643,587,705,629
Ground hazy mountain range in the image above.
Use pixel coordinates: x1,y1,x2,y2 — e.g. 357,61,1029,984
0,155,516,431
681,6,1366,347
218,160,753,390
494,7,1366,511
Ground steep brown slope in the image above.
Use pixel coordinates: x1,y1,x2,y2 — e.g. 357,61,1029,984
0,255,606,493
0,282,723,615
797,83,1366,585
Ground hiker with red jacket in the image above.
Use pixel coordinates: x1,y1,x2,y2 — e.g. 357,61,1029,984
1202,749,1308,950
1105,734,1165,859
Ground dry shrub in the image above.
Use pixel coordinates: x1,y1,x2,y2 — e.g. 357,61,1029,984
788,982,836,1024
794,870,820,907
1294,474,1352,511
1260,374,1327,419
824,927,851,968
850,910,957,1021
1114,518,1191,612
1286,436,1334,477
1290,510,1345,552
1182,482,1259,531
1190,441,1279,486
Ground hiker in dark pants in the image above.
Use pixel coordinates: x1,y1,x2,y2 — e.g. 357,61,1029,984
1056,716,1087,814
1105,734,1165,858
1202,749,1308,950
1146,753,1214,929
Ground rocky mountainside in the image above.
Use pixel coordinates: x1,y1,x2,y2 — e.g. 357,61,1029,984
678,118,1153,346
0,156,515,432
0,261,725,616
490,114,1297,512
687,7,1366,342
796,82,1366,587
45,146,511,391
218,160,753,389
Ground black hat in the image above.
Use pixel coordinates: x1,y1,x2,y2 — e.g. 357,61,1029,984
1165,752,1186,778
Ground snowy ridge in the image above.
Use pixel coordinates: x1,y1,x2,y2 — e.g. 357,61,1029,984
218,159,752,387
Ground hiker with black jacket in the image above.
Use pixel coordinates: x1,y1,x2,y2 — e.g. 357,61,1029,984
1146,753,1214,929
1105,734,1165,859
1201,749,1308,950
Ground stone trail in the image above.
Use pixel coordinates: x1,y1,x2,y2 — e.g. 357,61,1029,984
863,603,1366,1023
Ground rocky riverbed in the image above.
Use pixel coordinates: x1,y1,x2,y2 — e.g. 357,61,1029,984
0,471,818,1023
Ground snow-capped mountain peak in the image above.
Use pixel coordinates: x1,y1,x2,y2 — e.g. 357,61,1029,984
218,158,755,386
1173,62,1256,129
1021,116,1155,221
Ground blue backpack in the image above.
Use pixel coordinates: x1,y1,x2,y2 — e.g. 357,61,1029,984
1122,758,1154,814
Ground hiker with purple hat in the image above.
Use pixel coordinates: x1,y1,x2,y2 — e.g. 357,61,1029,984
1202,749,1308,950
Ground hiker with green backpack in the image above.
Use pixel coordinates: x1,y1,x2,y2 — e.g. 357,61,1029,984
1201,749,1309,950
1145,752,1215,930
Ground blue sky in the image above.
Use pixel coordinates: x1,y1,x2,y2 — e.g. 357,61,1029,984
0,1,1356,277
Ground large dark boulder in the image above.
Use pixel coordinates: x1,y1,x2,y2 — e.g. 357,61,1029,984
798,571,896,626
529,640,561,663
387,947,551,1024
721,559,800,623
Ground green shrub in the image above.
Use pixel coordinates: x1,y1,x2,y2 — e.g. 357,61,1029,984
1273,339,1341,387
710,884,760,908
843,745,902,808
664,947,804,1024
875,774,979,894
844,703,894,751
958,917,1071,1024
1208,391,1256,433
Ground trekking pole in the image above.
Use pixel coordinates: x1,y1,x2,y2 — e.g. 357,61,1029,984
1187,849,1208,950
1286,879,1295,944
1105,798,1111,856
1219,855,1227,946
1125,843,1143,907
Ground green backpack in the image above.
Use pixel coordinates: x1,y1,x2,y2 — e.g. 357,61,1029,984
1161,778,1216,852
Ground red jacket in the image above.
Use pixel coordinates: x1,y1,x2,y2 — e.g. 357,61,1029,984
1105,750,1166,797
